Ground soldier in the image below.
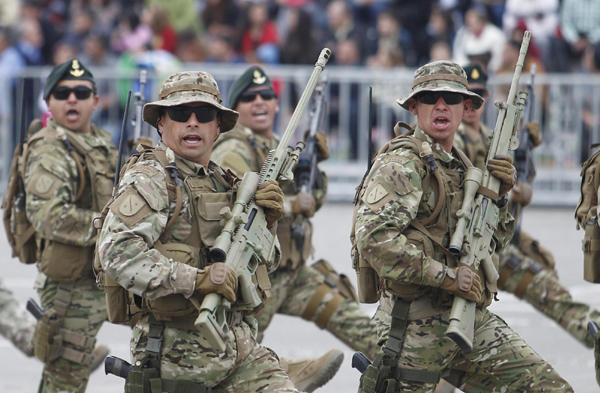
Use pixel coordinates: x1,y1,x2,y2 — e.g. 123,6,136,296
352,60,572,392
22,58,113,392
211,66,380,392
455,63,600,349
97,71,299,392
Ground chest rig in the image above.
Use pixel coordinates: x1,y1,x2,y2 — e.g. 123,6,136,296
28,123,116,282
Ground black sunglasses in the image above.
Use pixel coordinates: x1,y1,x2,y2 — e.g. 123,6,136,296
52,86,95,100
166,106,219,123
417,92,465,105
469,88,487,97
238,89,277,103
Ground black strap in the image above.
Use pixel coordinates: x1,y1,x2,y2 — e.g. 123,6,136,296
382,299,411,358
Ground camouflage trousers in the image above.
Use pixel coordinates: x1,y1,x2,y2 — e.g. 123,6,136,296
595,332,600,387
0,278,35,356
255,261,380,359
36,273,106,393
130,314,299,392
374,298,572,392
498,233,600,348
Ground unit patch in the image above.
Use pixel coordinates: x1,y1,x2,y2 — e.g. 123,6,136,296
119,193,145,217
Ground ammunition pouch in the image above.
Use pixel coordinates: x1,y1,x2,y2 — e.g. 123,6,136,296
40,240,93,282
358,299,440,393
497,254,542,298
583,217,600,283
301,259,357,328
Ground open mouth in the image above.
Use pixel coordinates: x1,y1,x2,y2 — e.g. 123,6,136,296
252,110,267,119
433,116,450,129
66,109,80,121
182,134,202,145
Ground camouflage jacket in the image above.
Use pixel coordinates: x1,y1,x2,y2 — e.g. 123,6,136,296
97,142,279,302
354,126,513,294
212,123,327,269
24,118,117,248
454,122,490,171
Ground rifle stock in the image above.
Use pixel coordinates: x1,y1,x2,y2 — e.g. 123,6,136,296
194,48,331,353
446,32,531,353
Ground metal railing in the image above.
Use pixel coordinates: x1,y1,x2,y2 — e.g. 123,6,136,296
1,65,597,205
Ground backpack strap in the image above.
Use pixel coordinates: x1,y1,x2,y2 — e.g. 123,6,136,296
151,149,183,233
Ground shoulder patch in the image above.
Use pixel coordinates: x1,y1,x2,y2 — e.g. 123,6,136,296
130,165,161,178
109,187,152,228
119,192,145,216
363,179,395,213
26,166,61,199
366,183,389,204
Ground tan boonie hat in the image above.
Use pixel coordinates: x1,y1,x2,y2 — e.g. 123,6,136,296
143,71,239,132
397,60,484,110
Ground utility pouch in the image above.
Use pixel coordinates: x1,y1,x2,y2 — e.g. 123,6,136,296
583,216,600,283
105,274,133,324
11,209,37,264
33,308,62,363
357,358,397,393
40,241,91,282
125,367,162,393
352,246,379,304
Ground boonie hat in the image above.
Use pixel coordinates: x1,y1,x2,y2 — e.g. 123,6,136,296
143,71,239,132
397,60,484,110
44,58,95,100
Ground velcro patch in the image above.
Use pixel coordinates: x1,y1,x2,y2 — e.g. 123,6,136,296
109,187,152,228
130,165,161,178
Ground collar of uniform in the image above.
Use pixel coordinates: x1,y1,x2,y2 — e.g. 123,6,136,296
156,141,215,176
413,126,455,163
244,125,280,151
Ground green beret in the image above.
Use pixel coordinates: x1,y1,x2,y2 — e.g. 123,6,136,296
44,58,95,100
463,63,488,86
228,66,275,109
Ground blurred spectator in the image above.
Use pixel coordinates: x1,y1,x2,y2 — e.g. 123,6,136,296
322,0,367,62
453,5,506,72
366,11,411,67
391,0,436,66
0,26,25,140
14,18,44,66
0,0,20,27
143,4,177,54
558,0,600,71
503,0,559,63
111,10,152,53
335,39,361,66
85,0,121,37
52,40,78,65
206,34,244,63
20,0,60,65
201,0,240,39
176,29,206,62
280,7,319,65
367,48,404,68
427,6,455,47
146,0,202,33
429,40,452,61
473,0,506,28
240,2,279,63
62,7,96,52
80,34,117,66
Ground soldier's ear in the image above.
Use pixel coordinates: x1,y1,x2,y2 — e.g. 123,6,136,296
408,98,418,115
463,98,474,116
214,116,221,142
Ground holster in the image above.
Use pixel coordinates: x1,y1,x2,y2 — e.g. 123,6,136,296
583,217,600,283
33,308,62,363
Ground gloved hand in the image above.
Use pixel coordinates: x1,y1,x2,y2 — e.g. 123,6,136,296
195,263,238,303
315,131,330,162
440,266,483,303
292,191,316,217
255,180,284,228
526,121,542,148
487,155,517,197
511,182,533,206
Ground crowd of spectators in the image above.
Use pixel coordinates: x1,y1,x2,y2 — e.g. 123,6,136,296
2,0,600,75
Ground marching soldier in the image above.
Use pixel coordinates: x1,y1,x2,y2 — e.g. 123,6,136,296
97,71,299,392
23,58,112,392
352,60,571,392
212,66,380,392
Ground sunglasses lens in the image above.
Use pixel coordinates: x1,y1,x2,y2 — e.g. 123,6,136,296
443,93,464,105
52,86,93,100
259,90,276,100
418,92,464,105
239,89,276,103
73,87,93,100
52,87,71,100
418,92,437,105
167,107,218,123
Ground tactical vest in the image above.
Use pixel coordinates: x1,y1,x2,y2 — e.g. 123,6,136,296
16,122,115,281
575,144,600,282
96,146,272,327
216,127,311,269
351,130,496,307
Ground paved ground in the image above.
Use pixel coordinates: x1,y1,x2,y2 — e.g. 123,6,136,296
0,204,598,392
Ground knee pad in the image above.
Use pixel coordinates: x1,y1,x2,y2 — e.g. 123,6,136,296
497,254,542,299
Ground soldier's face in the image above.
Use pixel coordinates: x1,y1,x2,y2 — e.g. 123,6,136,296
409,93,473,151
47,80,98,134
463,85,489,126
235,86,279,136
158,102,221,166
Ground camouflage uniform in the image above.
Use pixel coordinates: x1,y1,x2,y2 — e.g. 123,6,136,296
353,61,571,392
212,123,380,358
24,118,116,392
455,121,600,348
97,71,298,393
0,278,35,356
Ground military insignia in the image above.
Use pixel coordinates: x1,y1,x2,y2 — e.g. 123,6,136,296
35,174,55,195
253,70,266,85
119,193,145,216
366,183,389,204
471,68,480,80
70,59,85,77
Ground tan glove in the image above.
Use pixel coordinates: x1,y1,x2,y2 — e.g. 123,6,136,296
195,263,238,303
511,182,533,206
525,121,542,147
487,155,517,198
315,131,330,162
292,191,316,217
440,266,483,303
255,180,284,228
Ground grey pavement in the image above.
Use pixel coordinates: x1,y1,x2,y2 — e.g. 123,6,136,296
0,204,598,392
